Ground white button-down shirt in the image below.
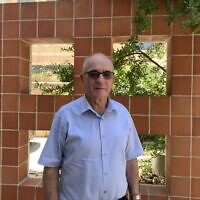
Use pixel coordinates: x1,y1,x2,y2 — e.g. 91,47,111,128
38,96,143,200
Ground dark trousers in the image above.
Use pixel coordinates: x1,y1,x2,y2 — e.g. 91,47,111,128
118,195,128,200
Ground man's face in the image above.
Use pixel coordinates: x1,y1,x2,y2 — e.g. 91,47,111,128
81,55,114,102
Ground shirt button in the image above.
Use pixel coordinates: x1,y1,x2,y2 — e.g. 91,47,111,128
103,191,107,194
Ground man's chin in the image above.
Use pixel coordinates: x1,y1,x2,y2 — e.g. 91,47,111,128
93,93,108,101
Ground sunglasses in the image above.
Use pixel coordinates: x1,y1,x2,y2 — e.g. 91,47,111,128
85,70,114,80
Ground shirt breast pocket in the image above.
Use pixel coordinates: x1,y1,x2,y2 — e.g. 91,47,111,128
115,134,128,159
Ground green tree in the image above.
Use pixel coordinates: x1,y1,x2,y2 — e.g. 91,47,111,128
133,0,200,34
34,63,73,95
32,45,74,95
33,39,167,96
112,37,167,96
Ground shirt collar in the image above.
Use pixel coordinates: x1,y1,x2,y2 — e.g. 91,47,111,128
80,95,116,115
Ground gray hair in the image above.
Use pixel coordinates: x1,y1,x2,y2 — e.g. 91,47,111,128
82,53,113,73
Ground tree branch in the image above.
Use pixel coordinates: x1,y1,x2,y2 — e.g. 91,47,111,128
139,50,166,73
114,50,166,73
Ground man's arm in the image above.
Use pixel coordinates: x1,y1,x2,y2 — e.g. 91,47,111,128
126,159,141,200
43,167,59,200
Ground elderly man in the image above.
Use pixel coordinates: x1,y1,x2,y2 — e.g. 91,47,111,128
38,53,143,200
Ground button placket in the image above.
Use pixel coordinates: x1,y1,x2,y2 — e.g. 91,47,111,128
99,118,109,199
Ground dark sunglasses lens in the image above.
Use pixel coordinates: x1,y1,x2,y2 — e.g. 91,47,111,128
86,70,114,79
102,71,113,79
87,71,100,79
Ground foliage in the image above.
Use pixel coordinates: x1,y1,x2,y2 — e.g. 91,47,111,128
139,135,166,157
112,36,167,96
133,0,157,34
167,0,200,32
32,44,74,95
33,37,167,97
33,63,73,95
138,158,153,184
133,0,200,34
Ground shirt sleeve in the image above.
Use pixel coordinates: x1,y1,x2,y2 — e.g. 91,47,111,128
38,111,68,167
125,116,144,160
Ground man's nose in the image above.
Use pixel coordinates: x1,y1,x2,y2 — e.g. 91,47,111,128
96,74,105,81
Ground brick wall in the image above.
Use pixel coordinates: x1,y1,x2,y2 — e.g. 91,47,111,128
0,0,200,200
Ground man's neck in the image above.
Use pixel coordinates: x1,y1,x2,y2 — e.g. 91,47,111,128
86,96,108,114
